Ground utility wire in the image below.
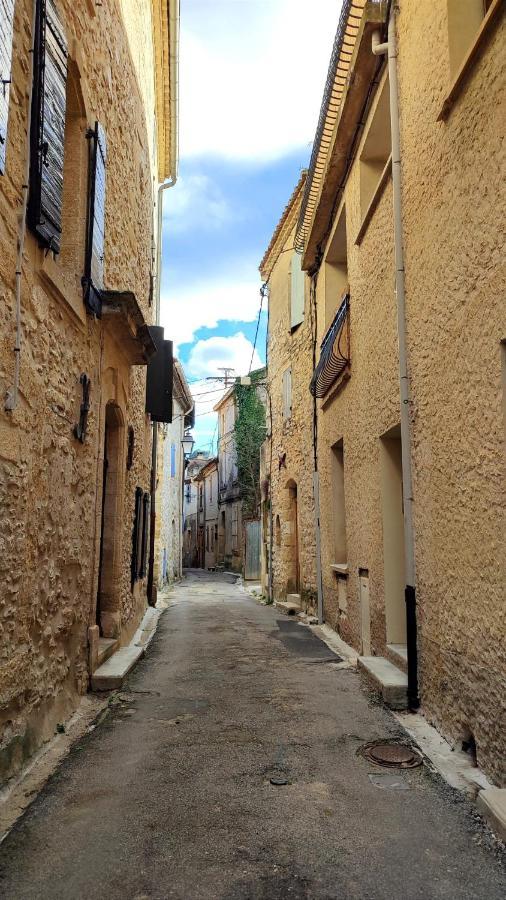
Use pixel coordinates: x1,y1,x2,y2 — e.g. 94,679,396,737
248,283,268,374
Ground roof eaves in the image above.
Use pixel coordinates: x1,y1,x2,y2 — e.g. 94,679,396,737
259,171,307,282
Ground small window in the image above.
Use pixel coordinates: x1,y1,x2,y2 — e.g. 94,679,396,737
331,440,347,565
209,474,212,501
282,368,292,420
28,0,68,253
0,0,16,175
359,74,391,221
170,443,176,477
289,251,305,330
324,205,348,330
131,487,143,586
446,0,494,77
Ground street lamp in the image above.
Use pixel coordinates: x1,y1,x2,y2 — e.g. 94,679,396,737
181,432,195,457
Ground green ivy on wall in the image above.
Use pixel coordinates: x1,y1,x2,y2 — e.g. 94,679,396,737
233,372,266,518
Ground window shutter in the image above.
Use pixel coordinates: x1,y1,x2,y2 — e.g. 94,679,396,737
28,0,68,253
170,443,176,477
290,251,305,329
83,121,107,316
140,492,150,578
0,0,15,175
131,487,143,590
282,367,292,419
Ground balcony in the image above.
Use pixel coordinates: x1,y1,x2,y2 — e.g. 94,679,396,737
310,293,350,398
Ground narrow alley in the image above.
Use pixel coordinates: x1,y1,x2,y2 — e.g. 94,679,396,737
0,572,504,900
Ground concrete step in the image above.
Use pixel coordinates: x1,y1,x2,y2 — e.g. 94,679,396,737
97,638,118,668
275,600,301,616
477,788,506,843
91,646,144,691
358,656,408,710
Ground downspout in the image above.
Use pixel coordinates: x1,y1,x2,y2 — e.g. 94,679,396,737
5,0,37,412
372,7,419,709
148,0,180,603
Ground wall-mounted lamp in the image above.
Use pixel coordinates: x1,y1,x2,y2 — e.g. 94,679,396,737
181,432,195,457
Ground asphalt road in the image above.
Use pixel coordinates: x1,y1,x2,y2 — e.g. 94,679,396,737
0,571,504,899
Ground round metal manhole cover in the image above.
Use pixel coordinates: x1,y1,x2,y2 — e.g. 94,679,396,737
360,741,423,769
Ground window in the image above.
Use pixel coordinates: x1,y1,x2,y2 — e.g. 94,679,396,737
289,251,305,330
330,440,347,565
209,473,212,501
447,0,494,77
170,443,176,478
359,74,391,221
282,368,292,420
83,121,107,315
324,205,348,330
310,295,350,399
131,487,149,586
0,0,15,174
199,485,203,509
28,0,68,253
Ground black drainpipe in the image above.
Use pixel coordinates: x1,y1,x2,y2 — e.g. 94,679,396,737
147,421,157,606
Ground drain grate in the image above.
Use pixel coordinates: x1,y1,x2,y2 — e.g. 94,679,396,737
360,740,423,769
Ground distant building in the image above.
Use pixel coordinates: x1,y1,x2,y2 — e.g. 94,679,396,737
183,453,210,567
195,457,219,570
156,362,193,586
214,372,266,578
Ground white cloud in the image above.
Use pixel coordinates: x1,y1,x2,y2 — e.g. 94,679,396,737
163,173,234,233
180,0,340,161
187,333,263,380
160,275,263,351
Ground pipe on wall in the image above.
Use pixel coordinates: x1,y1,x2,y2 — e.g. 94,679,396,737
372,8,419,709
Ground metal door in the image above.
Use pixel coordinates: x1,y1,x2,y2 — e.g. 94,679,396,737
245,520,261,580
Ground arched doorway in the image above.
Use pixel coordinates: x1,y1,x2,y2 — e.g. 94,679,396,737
97,403,125,637
285,480,299,593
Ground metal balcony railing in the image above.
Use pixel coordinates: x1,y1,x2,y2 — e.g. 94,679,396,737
310,294,350,398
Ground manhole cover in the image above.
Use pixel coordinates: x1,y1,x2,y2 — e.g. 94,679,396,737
360,741,422,768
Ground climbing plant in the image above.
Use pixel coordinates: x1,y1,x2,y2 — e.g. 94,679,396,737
233,372,266,517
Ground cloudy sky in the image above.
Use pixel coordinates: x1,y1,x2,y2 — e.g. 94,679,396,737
159,0,339,451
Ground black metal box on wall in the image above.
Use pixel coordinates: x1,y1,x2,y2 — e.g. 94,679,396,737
145,325,173,423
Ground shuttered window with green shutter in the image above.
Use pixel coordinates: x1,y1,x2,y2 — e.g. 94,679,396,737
0,0,15,174
28,0,68,253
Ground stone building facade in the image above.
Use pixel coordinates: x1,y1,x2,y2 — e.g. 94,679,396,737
195,457,219,570
259,174,317,606
214,387,243,573
182,452,210,568
0,0,178,780
155,361,193,586
288,0,505,785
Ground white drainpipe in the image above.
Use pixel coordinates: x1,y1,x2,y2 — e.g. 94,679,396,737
373,7,419,708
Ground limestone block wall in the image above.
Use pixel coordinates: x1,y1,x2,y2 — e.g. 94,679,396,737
0,0,160,780
267,224,317,604
397,0,506,785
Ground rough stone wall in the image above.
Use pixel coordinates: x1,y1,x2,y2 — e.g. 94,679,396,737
397,1,506,785
267,222,317,605
0,0,160,780
313,3,505,784
316,76,398,655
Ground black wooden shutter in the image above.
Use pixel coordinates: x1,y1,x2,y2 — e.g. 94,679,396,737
28,0,68,253
140,492,150,578
83,121,107,316
131,486,143,587
0,0,15,175
145,325,173,423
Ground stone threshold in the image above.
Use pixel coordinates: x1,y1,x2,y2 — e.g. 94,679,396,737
358,655,408,710
91,606,163,692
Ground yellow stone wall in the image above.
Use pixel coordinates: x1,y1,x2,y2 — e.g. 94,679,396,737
313,2,505,784
0,0,164,780
266,221,317,605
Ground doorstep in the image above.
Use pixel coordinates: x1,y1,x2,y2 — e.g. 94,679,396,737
357,656,408,709
275,593,302,616
477,788,506,844
91,606,163,691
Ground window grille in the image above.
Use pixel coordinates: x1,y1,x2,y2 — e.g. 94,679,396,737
310,294,350,398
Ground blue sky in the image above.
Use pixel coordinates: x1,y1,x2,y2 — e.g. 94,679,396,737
159,0,339,451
